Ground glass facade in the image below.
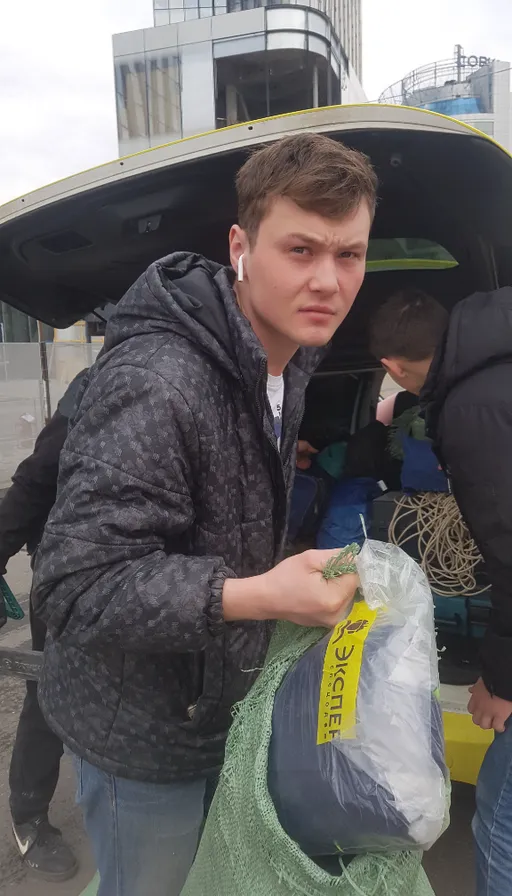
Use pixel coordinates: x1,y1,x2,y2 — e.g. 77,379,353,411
115,51,182,148
181,42,216,135
152,0,361,78
116,5,350,153
154,0,228,24
0,302,40,343
215,27,338,128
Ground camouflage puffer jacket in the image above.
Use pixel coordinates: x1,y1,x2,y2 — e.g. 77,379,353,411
32,252,323,782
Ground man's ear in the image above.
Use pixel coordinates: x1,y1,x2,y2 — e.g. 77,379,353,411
229,225,248,274
381,357,404,382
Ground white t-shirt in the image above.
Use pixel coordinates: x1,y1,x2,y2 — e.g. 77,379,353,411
267,374,284,448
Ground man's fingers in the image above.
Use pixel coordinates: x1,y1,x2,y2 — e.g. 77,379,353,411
298,441,318,455
296,442,319,470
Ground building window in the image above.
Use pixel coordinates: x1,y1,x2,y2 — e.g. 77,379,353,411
115,58,150,141
267,32,306,51
147,54,182,145
181,42,216,136
215,37,334,129
115,50,182,147
307,34,328,59
182,0,200,17
0,302,40,343
154,9,171,25
268,46,331,114
214,34,266,58
307,11,329,38
267,8,307,30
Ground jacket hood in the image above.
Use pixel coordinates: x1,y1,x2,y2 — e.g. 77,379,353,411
423,287,512,415
103,252,324,385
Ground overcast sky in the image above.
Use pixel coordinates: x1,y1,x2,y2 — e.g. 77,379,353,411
0,0,511,205
363,0,512,100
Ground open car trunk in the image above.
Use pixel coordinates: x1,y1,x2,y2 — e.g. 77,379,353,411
1,103,512,359
295,366,490,684
1,104,512,691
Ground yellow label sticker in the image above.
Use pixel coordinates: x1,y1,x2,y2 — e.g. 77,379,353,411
317,600,377,745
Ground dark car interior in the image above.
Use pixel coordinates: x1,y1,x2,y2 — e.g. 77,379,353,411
1,116,511,682
0,126,511,336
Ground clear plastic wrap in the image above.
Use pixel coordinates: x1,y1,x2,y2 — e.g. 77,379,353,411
267,538,448,856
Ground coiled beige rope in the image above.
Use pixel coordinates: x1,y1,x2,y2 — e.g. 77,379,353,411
389,492,490,597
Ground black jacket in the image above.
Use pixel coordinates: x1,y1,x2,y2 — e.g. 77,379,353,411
423,287,512,700
32,253,323,782
0,370,87,574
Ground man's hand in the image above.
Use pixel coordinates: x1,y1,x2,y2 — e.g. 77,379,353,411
223,549,359,629
297,440,318,471
468,677,512,733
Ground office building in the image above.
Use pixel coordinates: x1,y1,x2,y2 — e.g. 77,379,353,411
113,0,365,155
379,45,512,151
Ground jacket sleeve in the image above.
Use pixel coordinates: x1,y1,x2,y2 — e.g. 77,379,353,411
438,394,512,700
32,363,234,654
0,410,69,572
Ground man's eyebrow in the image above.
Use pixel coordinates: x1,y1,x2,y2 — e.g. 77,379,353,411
286,232,367,251
286,231,327,245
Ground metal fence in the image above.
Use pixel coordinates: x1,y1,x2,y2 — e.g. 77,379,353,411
0,342,102,490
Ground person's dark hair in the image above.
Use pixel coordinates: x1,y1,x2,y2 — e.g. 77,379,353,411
369,289,449,362
236,133,378,244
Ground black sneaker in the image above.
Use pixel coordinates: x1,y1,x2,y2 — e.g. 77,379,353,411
12,816,78,882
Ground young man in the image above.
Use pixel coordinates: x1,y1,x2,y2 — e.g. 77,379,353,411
32,133,376,896
0,370,87,882
3,366,308,885
370,286,512,896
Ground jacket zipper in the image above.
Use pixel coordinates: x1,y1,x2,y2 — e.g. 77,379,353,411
254,360,288,560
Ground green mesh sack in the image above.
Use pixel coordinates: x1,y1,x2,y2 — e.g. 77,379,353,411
182,617,439,896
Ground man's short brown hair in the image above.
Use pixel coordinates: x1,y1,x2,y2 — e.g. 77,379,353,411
236,133,378,243
369,289,449,362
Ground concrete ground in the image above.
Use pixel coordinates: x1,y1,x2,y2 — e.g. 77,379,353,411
0,552,95,896
0,552,477,896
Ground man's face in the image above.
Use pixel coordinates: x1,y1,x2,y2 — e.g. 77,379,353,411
382,357,432,396
229,197,371,353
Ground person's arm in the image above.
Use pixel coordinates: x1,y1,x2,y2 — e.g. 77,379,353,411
0,410,69,572
32,363,235,653
438,391,512,702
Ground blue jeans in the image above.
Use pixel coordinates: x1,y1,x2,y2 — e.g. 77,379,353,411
70,754,215,896
473,721,512,895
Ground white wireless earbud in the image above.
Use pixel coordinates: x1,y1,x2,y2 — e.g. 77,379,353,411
237,253,244,283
